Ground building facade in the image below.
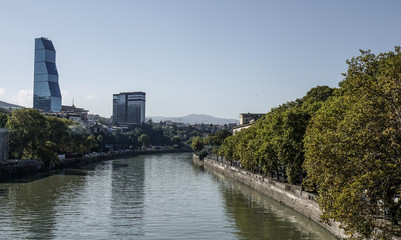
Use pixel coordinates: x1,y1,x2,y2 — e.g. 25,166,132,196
232,113,265,135
113,92,146,125
33,37,62,112
44,104,89,125
239,113,265,125
0,129,9,161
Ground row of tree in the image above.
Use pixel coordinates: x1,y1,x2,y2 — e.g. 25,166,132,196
304,48,401,239
218,47,401,239
219,85,334,184
5,109,99,166
1,108,214,166
100,121,221,150
191,129,232,158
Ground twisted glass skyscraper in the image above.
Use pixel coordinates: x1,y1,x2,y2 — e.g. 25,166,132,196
33,37,62,112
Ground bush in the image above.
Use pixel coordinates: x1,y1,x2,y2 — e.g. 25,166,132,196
198,149,208,160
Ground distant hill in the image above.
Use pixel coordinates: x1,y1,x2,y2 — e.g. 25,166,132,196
0,100,24,110
148,114,239,125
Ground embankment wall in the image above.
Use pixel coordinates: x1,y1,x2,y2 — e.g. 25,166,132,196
194,155,347,239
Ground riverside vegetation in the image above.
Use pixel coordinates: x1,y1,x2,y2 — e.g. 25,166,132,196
193,48,401,240
0,108,213,167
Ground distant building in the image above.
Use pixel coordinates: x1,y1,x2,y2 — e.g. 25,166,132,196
44,104,89,125
0,129,9,161
233,113,265,135
113,92,146,125
87,114,102,123
232,123,253,135
239,113,265,125
33,37,62,112
61,105,89,123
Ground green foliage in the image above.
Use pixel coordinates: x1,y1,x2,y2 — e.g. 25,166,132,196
96,135,104,150
7,109,48,160
106,121,224,149
0,112,8,128
171,135,183,148
138,133,150,147
68,122,92,154
87,134,98,152
6,109,96,165
304,47,401,239
198,149,208,160
219,85,333,183
219,135,237,163
206,129,232,146
46,116,73,153
191,136,204,154
37,141,58,165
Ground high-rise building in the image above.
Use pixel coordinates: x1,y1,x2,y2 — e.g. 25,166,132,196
113,92,146,125
0,129,9,161
33,37,62,112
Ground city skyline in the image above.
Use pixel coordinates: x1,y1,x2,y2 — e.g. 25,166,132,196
1,1,401,119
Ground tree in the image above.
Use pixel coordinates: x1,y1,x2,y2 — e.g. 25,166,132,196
198,149,208,160
37,141,58,165
191,136,204,154
172,135,183,148
0,112,8,128
87,134,98,152
96,135,104,150
7,109,48,160
46,116,73,153
138,133,150,147
217,85,333,182
219,135,237,163
68,122,91,154
206,129,232,146
304,47,401,239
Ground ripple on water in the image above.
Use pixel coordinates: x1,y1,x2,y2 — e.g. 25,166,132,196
0,153,335,240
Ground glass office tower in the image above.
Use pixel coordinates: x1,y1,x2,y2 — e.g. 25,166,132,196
33,37,62,112
113,92,146,125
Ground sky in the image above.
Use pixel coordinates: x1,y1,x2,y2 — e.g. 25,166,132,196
0,1,401,119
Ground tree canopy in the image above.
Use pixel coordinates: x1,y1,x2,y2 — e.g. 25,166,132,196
205,129,232,146
191,136,204,154
0,112,8,128
6,109,95,165
219,85,334,183
304,47,401,239
138,133,150,147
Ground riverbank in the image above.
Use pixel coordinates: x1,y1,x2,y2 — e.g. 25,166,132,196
0,148,192,179
193,155,347,239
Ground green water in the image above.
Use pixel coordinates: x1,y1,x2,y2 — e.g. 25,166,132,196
0,153,335,239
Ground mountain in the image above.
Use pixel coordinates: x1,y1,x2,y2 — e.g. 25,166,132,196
0,100,24,110
148,114,239,125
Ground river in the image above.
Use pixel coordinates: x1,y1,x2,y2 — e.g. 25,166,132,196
0,153,335,240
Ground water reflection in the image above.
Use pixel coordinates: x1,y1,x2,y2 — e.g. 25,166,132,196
208,169,336,240
110,157,145,237
0,170,88,239
0,153,335,240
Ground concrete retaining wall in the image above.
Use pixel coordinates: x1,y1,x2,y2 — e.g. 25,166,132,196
194,155,347,239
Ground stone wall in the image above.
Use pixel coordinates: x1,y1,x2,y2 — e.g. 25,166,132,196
195,155,347,239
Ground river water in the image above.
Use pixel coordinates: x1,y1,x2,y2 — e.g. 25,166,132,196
0,153,335,240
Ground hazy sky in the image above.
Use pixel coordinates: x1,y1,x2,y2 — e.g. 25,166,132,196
0,1,400,119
